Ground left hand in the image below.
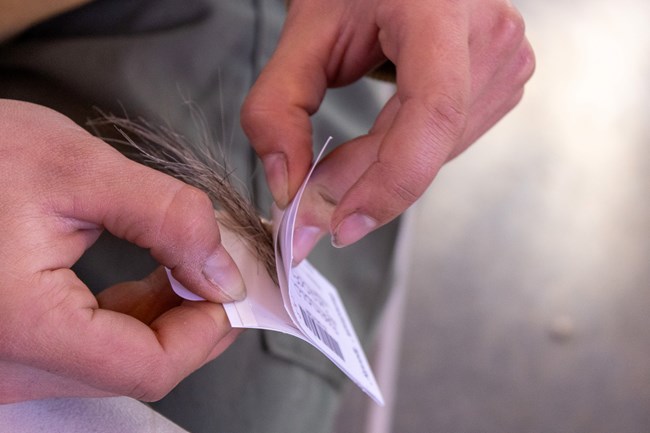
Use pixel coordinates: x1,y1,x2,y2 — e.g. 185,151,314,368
241,0,535,262
0,100,244,403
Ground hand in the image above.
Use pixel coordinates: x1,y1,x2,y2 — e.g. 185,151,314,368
0,100,245,403
242,0,535,261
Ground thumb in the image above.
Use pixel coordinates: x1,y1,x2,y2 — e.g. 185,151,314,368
59,136,246,303
241,3,338,208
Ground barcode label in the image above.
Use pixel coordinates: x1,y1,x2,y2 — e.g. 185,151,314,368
300,307,344,361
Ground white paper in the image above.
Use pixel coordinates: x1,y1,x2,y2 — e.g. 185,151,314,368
166,138,383,405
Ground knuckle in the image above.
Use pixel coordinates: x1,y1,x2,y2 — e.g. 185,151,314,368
175,184,215,216
421,93,468,147
387,176,422,206
240,91,276,142
169,185,214,230
240,96,261,134
516,40,536,84
157,184,218,255
493,5,526,47
373,159,432,212
125,359,176,402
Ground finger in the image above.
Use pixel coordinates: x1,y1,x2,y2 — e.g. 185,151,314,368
292,96,400,262
49,136,246,303
241,1,382,208
456,38,535,157
97,267,240,361
9,269,233,402
241,9,328,207
96,267,182,325
292,136,378,262
466,1,528,98
330,4,473,246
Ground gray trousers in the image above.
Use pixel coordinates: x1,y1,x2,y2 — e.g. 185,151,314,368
0,1,398,431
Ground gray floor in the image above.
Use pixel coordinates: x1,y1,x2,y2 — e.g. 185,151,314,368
337,0,650,431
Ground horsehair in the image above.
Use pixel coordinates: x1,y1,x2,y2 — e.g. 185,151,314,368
88,112,277,283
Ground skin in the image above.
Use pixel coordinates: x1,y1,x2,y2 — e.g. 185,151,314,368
0,100,244,403
241,0,535,263
1,0,534,403
0,0,92,40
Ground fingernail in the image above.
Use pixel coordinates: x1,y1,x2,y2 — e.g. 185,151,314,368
292,226,323,264
262,153,289,208
332,213,378,248
202,249,246,301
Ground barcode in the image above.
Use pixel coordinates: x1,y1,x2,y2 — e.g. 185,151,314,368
300,307,344,361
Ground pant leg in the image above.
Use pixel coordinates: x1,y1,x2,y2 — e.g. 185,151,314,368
0,1,399,431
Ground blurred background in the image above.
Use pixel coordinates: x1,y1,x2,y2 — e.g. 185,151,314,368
337,0,650,431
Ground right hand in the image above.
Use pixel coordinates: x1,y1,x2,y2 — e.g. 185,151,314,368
0,99,244,403
242,0,534,262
